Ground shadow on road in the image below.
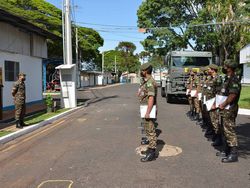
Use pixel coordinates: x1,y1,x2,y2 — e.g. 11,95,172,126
86,95,119,106
156,139,166,157
237,122,250,159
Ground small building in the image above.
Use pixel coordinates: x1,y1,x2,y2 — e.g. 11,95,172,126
240,44,250,84
0,9,57,112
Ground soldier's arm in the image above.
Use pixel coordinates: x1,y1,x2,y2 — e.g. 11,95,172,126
12,83,18,97
146,96,154,118
220,79,240,108
145,81,155,118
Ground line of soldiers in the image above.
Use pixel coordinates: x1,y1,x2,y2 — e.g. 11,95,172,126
186,59,241,163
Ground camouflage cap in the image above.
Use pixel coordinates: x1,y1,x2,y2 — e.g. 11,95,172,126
140,62,152,71
200,67,207,72
208,64,219,70
224,59,238,69
18,72,26,76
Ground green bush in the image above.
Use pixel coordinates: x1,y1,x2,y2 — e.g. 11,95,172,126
45,95,53,108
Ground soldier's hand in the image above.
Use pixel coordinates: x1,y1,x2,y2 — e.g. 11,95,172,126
145,113,150,119
219,104,225,110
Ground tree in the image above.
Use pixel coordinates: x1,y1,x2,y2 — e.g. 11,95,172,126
72,26,104,63
137,0,205,54
1,0,104,62
137,0,250,64
115,42,140,73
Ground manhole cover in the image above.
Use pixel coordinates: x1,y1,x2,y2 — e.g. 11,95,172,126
136,144,182,157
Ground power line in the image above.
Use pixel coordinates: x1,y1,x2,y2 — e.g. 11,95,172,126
75,21,137,28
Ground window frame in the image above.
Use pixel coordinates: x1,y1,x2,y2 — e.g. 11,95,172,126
4,60,20,82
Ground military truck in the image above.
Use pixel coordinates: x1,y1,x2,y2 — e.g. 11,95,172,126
161,51,212,102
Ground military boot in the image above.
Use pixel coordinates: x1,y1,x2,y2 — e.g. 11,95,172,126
16,120,23,129
211,134,223,146
221,146,238,163
191,112,196,121
141,138,149,145
20,120,27,127
140,148,156,162
141,148,149,155
204,128,214,137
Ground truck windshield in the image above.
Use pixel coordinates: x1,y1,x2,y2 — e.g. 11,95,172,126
172,57,210,67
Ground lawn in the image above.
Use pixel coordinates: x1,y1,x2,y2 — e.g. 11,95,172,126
24,108,69,125
239,86,250,109
0,131,12,137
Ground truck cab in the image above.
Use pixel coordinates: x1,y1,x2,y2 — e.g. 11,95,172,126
161,51,212,102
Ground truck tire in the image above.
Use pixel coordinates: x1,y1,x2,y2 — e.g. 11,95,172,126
161,88,166,97
166,94,172,103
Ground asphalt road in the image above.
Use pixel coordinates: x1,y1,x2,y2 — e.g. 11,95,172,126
0,84,249,188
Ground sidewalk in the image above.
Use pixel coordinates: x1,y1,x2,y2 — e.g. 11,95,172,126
0,102,46,126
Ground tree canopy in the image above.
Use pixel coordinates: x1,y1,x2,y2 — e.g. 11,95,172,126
1,0,104,62
137,0,250,64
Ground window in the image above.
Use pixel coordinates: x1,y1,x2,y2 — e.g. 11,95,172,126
172,57,211,67
4,61,19,81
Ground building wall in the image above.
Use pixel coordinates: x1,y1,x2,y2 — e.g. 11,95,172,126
0,22,47,58
0,51,43,109
243,64,250,84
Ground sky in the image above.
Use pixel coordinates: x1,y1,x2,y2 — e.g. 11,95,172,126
46,0,146,54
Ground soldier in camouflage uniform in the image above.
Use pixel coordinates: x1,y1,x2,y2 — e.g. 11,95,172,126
138,63,158,162
198,67,208,128
12,73,26,129
193,70,201,121
203,64,221,140
218,60,240,163
186,70,194,118
207,64,223,146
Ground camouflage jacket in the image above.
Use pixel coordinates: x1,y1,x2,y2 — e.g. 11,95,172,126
220,74,241,109
204,75,222,100
139,76,157,105
12,80,26,103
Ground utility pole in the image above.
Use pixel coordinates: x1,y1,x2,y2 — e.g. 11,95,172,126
65,0,72,65
75,27,79,88
115,55,117,74
56,0,76,108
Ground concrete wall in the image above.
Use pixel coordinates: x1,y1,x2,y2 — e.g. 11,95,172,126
0,51,43,109
0,22,47,58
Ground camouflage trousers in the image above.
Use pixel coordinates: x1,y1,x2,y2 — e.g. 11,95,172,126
194,97,201,113
15,102,26,121
143,118,157,149
188,96,194,111
220,107,238,147
209,109,220,134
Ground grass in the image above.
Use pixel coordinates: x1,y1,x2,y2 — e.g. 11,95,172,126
239,86,250,109
0,131,12,137
24,108,69,125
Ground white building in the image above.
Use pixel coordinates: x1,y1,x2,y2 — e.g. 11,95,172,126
0,9,57,111
240,44,250,84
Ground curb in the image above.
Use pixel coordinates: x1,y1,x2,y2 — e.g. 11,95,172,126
0,106,83,145
238,108,250,116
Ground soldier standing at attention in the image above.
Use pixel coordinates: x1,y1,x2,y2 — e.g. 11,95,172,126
186,69,192,117
198,67,208,128
139,63,158,162
193,70,201,121
204,64,219,139
12,73,26,129
187,70,195,119
219,60,240,163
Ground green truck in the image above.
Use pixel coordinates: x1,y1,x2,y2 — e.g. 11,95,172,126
161,51,212,102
